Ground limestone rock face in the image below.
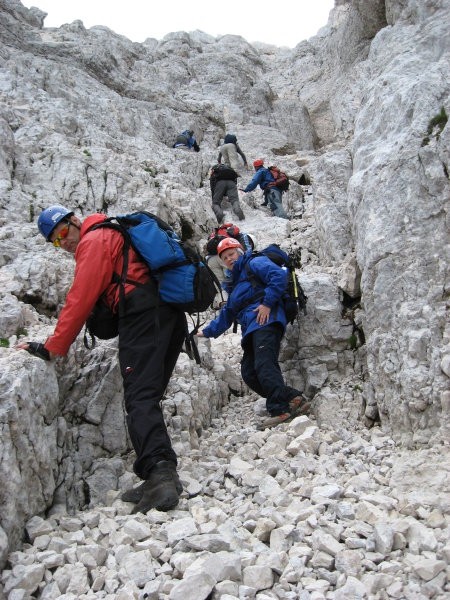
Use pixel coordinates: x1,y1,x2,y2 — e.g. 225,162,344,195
0,351,60,552
0,0,448,574
346,1,449,446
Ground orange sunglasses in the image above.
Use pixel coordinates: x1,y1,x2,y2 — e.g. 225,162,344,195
52,222,71,247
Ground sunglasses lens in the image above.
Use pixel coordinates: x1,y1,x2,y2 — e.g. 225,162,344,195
52,223,70,247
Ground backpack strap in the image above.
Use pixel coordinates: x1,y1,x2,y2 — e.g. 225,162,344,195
83,218,160,347
83,327,96,349
82,219,129,349
244,261,265,303
185,319,202,364
184,260,224,364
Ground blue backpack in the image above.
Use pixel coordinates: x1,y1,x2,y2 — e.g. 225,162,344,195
85,212,221,360
96,211,219,311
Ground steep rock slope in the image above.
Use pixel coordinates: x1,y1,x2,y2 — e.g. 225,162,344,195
0,0,448,581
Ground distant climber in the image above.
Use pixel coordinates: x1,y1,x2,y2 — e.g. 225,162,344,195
206,223,255,258
209,163,245,224
173,129,200,152
241,159,289,220
217,133,249,171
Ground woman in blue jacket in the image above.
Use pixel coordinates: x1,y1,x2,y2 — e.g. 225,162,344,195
198,238,309,428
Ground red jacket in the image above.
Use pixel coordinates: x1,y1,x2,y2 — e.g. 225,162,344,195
44,214,150,356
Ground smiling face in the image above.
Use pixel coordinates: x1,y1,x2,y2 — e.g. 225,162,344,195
220,247,241,269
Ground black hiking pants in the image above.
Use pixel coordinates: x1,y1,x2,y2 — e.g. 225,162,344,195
240,324,301,416
118,288,185,480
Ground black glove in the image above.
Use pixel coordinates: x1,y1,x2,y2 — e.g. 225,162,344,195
26,342,51,361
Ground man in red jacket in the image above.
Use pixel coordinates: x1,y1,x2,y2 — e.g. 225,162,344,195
17,205,185,514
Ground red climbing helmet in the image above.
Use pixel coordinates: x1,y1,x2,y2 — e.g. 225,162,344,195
217,237,243,256
253,159,264,168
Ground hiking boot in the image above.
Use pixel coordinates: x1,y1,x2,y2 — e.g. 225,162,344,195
131,461,180,514
259,412,294,429
289,395,311,415
259,397,311,430
121,471,183,503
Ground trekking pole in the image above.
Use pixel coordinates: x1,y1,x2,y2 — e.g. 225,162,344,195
289,249,307,316
291,268,299,299
287,246,300,302
290,268,301,317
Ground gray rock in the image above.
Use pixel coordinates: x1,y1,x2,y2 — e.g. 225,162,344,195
169,572,216,600
0,2,449,599
373,522,395,555
242,565,274,591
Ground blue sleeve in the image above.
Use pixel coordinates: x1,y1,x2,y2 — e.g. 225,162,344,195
202,305,235,338
249,257,288,308
243,170,263,192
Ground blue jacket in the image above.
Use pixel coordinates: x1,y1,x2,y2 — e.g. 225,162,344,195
203,251,288,343
184,134,197,150
243,167,275,192
173,131,200,151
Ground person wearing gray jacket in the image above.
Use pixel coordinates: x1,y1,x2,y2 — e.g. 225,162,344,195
217,133,249,172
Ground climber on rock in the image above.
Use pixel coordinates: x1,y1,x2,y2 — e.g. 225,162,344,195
241,159,289,220
217,133,249,172
197,237,310,429
16,205,184,515
172,129,200,152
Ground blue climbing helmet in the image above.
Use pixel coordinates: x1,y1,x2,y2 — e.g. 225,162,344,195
38,205,73,241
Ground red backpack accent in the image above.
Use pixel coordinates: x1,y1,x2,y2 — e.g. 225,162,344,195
268,166,290,192
206,223,241,255
219,223,240,237
207,223,240,240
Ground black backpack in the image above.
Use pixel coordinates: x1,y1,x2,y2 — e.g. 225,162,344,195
206,234,228,256
175,133,189,145
224,134,237,144
211,164,238,181
244,244,307,324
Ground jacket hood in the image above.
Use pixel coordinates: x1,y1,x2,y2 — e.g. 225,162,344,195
80,213,108,237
